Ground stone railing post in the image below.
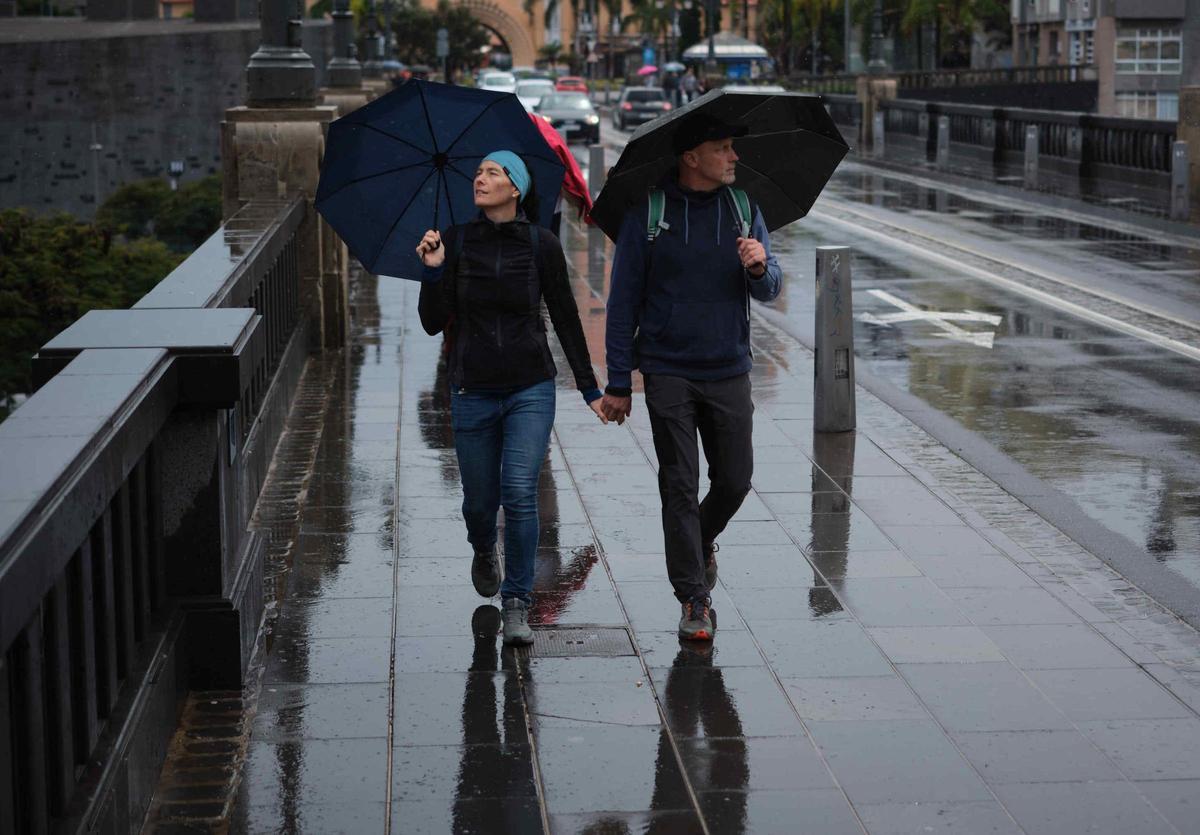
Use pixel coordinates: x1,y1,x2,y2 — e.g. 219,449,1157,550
321,0,371,116
856,75,897,153
1179,87,1200,210
225,0,347,349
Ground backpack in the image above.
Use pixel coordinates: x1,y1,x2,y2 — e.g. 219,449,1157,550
646,186,752,242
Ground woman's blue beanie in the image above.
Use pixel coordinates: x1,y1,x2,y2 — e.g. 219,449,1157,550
482,150,531,199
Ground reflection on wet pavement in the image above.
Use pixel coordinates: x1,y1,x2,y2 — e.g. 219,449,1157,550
221,203,1200,834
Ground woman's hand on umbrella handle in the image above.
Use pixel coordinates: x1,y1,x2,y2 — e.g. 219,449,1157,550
416,229,444,268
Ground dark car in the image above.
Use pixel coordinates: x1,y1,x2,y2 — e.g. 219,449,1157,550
612,87,672,130
535,92,601,144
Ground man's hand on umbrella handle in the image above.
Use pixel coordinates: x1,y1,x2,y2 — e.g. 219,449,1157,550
416,229,444,268
736,236,766,277
600,394,632,425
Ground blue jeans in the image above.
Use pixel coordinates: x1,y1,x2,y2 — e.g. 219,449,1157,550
450,379,556,603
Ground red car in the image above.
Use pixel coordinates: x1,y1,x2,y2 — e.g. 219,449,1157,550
555,76,588,93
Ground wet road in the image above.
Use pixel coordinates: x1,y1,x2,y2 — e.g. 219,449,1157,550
589,133,1200,623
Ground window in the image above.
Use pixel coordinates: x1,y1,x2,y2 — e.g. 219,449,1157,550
1069,31,1094,65
1115,28,1182,75
1115,91,1178,121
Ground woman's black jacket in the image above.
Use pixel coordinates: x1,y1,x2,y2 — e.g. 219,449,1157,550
417,213,600,399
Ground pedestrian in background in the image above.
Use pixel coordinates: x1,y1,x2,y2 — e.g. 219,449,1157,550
680,69,698,103
600,115,782,641
416,151,606,646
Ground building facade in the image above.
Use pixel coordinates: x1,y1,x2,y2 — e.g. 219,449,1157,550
1013,0,1195,118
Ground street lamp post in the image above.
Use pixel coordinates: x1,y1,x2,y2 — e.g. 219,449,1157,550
867,0,888,74
246,0,316,105
706,0,718,72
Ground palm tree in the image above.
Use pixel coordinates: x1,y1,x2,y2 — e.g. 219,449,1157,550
797,0,842,73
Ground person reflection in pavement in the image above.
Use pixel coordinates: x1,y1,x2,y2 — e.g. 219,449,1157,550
807,431,853,618
653,643,749,832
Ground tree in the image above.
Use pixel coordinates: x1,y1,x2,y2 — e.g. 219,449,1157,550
389,0,490,76
0,211,182,419
95,175,222,251
797,0,842,73
94,178,173,239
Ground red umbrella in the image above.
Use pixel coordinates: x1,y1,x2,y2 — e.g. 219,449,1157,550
529,113,594,224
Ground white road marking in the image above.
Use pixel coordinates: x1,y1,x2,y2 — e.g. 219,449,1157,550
858,288,1002,348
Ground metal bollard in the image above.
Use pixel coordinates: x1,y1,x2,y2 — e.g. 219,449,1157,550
1024,124,1039,189
936,115,950,169
814,246,856,433
1171,141,1190,221
873,110,885,159
588,143,605,201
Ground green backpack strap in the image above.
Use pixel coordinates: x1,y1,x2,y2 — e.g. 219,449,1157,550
646,188,667,242
726,186,752,238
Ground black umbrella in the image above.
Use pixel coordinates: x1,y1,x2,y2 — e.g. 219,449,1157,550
590,89,849,242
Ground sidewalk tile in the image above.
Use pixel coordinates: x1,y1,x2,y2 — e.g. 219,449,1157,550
1132,780,1200,833
783,676,927,722
253,683,390,741
648,666,807,738
941,587,1081,626
906,552,1036,590
548,811,700,834
1080,719,1200,778
808,719,990,805
634,630,767,668
899,663,1071,732
524,656,645,684
727,586,847,622
394,635,509,674
274,597,393,639
992,781,1176,835
391,744,537,801
950,730,1123,785
676,737,834,791
833,578,969,626
530,588,626,626
240,738,388,805
391,798,543,834
1030,669,1194,721
263,636,392,685
753,620,893,678
883,525,1002,558
778,510,898,553
697,789,862,835
393,672,522,747
535,725,692,815
856,800,1020,834
617,582,746,632
983,624,1132,669
395,585,499,636
868,626,1007,664
528,681,661,728
808,549,923,580
235,801,387,834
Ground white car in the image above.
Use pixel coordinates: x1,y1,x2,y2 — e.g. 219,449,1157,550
515,79,556,112
479,71,517,94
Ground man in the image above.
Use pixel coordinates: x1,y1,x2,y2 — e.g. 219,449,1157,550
600,114,783,640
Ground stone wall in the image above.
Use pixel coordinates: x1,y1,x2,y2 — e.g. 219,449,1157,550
0,19,332,218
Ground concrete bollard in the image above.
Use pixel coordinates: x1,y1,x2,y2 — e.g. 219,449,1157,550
936,115,950,169
1024,124,1039,189
588,143,605,201
814,246,855,433
1171,141,1190,221
873,111,885,159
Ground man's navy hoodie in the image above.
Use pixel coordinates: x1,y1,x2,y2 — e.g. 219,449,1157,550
605,175,783,393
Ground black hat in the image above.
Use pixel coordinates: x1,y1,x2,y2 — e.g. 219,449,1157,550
671,114,749,155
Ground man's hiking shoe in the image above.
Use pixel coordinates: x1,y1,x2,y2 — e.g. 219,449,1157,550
471,543,501,597
501,597,534,646
703,542,719,590
679,595,715,641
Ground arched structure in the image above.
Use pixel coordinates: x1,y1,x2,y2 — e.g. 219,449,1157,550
443,0,544,68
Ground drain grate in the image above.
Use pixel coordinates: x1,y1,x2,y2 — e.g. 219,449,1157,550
530,627,636,658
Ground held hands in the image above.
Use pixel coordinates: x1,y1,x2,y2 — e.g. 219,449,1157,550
588,399,609,425
736,236,766,277
416,229,444,268
599,394,632,426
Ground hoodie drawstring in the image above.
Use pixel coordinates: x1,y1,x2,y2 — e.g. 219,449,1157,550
684,197,690,245
716,198,722,246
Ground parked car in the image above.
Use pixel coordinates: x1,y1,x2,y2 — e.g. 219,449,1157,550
534,92,601,144
479,71,517,94
612,87,672,130
555,76,589,93
515,79,556,112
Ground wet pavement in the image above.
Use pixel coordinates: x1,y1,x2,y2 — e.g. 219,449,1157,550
203,196,1200,834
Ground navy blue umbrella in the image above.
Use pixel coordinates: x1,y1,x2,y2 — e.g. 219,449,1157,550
316,80,566,281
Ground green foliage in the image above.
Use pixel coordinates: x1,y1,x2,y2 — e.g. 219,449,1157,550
95,175,222,251
387,0,490,75
0,210,183,418
309,0,332,17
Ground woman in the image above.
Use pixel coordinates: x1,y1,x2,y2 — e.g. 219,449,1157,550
415,150,605,645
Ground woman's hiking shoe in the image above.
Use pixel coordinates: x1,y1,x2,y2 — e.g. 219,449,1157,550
703,542,719,590
501,598,534,645
471,544,501,597
678,595,715,641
